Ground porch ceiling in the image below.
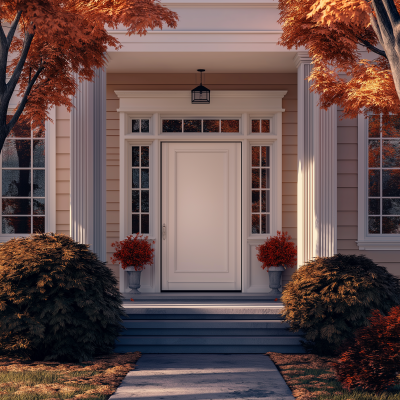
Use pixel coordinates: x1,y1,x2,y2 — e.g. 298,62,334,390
106,51,298,74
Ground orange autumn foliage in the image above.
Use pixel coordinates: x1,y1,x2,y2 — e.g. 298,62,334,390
278,0,400,118
0,0,178,151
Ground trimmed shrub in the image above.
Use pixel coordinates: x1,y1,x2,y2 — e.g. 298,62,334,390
332,306,400,392
0,233,125,362
281,253,400,355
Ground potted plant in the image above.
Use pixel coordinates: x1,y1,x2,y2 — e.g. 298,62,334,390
256,231,297,298
111,233,155,294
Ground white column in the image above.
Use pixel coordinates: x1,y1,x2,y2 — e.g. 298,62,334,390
70,68,106,261
295,53,337,267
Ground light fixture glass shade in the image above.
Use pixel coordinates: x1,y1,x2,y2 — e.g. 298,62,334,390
191,84,210,104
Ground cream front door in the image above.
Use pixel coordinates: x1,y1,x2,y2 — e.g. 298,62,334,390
161,142,241,290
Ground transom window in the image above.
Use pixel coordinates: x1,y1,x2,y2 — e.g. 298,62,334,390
1,118,45,234
131,119,150,133
251,145,271,234
162,118,240,133
367,115,400,234
251,119,271,133
132,145,150,234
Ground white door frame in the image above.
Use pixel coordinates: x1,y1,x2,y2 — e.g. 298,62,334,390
115,90,285,293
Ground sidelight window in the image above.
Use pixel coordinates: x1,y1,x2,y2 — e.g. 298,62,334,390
251,145,271,234
131,145,150,234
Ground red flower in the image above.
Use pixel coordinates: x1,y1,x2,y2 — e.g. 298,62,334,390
274,298,278,302
111,233,155,270
256,231,297,271
130,298,134,302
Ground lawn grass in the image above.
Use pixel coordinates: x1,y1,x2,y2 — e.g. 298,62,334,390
267,352,400,400
0,352,141,400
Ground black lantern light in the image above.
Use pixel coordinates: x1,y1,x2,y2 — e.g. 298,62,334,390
191,69,210,104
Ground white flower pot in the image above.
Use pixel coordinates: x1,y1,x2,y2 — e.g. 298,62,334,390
267,265,285,298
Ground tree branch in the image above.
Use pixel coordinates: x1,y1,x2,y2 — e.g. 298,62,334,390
381,0,400,28
370,12,384,43
7,64,44,133
7,11,22,48
357,37,387,58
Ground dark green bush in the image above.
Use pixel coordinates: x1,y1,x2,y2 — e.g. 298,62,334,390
0,233,125,362
281,253,400,356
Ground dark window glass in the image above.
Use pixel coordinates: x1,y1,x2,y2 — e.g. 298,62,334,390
163,120,182,132
368,140,380,168
2,140,31,168
252,169,259,189
261,214,266,234
132,214,139,234
203,120,219,132
132,147,139,167
33,198,45,215
132,120,140,132
33,140,45,168
132,191,139,212
33,170,45,197
252,147,260,167
261,146,270,167
33,216,44,233
221,120,239,133
252,191,260,212
132,169,139,188
383,140,400,167
261,191,266,213
383,170,400,197
368,170,380,197
141,191,149,212
141,214,149,234
2,170,31,197
369,198,380,215
383,198,400,215
261,120,270,133
252,120,260,133
141,120,150,133
2,216,31,233
141,169,149,188
368,217,380,234
184,120,201,132
252,214,260,234
383,115,400,137
141,146,149,167
383,216,400,233
369,115,380,138
2,199,31,215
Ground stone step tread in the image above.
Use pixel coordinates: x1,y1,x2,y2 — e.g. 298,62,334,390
116,336,303,345
123,306,284,315
119,328,299,336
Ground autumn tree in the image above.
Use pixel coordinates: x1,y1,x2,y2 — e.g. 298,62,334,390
278,0,400,118
0,0,178,153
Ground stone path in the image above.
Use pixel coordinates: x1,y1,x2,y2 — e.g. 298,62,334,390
109,354,295,400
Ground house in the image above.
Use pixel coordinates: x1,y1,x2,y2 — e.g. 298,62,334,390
3,0,397,311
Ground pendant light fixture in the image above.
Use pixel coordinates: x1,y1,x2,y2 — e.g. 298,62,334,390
191,69,210,104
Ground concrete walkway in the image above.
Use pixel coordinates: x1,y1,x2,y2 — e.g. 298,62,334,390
109,354,295,400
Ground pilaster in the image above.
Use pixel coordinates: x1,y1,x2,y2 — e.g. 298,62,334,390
295,53,337,267
70,69,106,261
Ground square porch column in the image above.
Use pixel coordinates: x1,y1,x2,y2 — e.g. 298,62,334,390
70,68,106,261
295,53,338,267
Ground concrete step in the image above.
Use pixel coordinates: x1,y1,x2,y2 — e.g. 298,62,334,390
114,344,305,354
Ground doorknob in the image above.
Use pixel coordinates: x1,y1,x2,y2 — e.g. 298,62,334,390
162,223,166,240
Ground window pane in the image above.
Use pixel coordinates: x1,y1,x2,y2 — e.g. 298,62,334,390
266,190,270,212
261,120,270,133
2,140,31,168
2,199,31,215
252,120,260,133
368,199,380,215
33,216,44,233
33,140,45,168
252,191,260,212
383,198,400,215
221,120,239,133
132,214,139,234
141,169,149,188
2,216,31,233
252,214,260,234
252,147,260,167
132,147,139,167
261,191,266,212
141,214,149,234
132,191,139,212
368,217,380,234
383,115,400,137
261,146,270,167
141,190,149,212
382,170,400,197
2,170,31,197
163,120,182,132
7,117,31,138
184,120,201,132
141,120,150,133
368,140,380,168
368,115,380,138
33,198,45,215
383,216,400,233
252,169,260,188
33,170,45,197
132,120,140,133
32,124,45,138
261,214,266,234
132,169,139,188
203,120,219,132
383,140,400,167
141,147,149,167
368,170,380,197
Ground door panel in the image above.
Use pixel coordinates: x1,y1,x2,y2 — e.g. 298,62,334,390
161,142,241,290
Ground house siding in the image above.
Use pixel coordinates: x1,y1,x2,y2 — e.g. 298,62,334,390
336,110,400,277
106,73,298,284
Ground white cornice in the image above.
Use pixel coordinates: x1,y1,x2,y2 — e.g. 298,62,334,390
294,52,311,69
161,0,278,8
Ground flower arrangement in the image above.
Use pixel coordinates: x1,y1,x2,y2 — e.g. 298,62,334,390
256,231,297,271
111,233,155,270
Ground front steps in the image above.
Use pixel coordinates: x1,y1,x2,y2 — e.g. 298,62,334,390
115,296,305,353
